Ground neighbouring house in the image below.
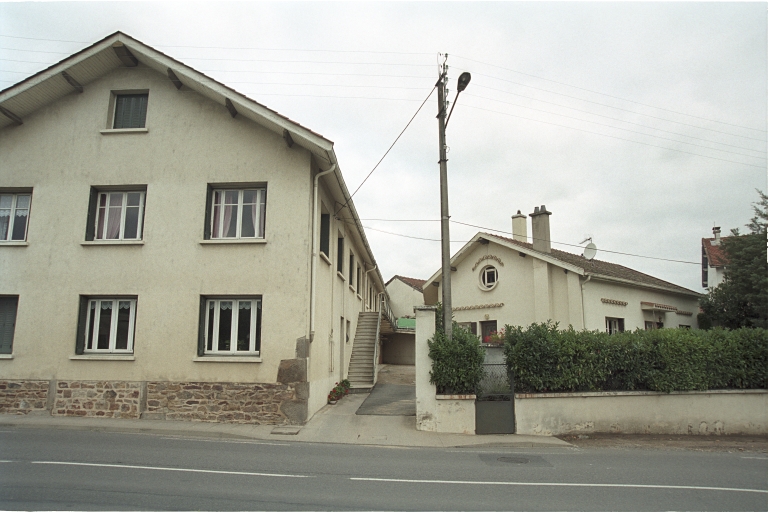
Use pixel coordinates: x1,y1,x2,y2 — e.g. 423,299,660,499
701,226,729,289
422,206,702,338
0,32,394,424
381,275,426,365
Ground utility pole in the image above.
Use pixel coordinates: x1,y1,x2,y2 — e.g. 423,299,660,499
437,56,453,340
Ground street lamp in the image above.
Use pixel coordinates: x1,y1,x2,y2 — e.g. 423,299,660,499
437,62,471,340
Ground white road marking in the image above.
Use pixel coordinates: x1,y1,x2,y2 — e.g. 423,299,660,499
31,461,311,478
157,436,290,446
741,456,768,460
350,477,768,494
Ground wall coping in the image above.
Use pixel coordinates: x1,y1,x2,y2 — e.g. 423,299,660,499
436,394,476,400
515,389,768,399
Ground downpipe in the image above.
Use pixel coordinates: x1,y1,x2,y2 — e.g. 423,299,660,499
309,163,336,342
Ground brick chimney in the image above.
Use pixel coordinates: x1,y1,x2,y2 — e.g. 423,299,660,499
512,210,527,242
712,226,721,246
530,205,552,253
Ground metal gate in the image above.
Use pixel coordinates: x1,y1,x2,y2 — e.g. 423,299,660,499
475,363,515,434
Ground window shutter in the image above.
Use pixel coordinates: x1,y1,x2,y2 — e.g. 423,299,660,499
197,297,206,356
319,214,330,255
0,297,18,354
203,185,213,240
75,296,87,355
85,187,98,241
254,299,262,353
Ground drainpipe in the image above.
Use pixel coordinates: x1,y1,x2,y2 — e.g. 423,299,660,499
309,163,336,342
580,275,592,330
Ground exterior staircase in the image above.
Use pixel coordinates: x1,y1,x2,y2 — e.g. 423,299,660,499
347,312,380,392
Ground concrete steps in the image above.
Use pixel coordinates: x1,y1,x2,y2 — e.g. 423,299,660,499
347,312,380,391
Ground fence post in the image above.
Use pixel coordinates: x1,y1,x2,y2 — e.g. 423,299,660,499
415,306,437,431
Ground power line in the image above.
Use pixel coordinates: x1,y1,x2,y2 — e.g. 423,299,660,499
462,103,767,169
452,54,766,133
454,68,766,143
465,92,766,160
334,84,437,214
471,84,766,155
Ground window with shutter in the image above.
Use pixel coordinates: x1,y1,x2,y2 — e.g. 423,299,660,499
0,297,19,354
113,94,148,129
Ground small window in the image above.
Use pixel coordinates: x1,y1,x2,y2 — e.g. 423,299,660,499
199,297,262,356
458,321,477,336
645,321,664,330
319,212,330,256
113,94,148,129
85,188,146,241
606,317,624,334
76,297,137,354
0,193,31,242
337,234,345,275
480,320,497,343
349,253,355,287
0,296,18,354
480,265,498,290
206,187,266,240
356,264,362,293
346,319,351,343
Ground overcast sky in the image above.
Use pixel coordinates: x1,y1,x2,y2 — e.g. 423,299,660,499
2,1,765,292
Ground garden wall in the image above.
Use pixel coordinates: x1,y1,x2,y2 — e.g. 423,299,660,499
515,389,768,435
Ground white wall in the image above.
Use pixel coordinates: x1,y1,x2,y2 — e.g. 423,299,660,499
386,279,424,319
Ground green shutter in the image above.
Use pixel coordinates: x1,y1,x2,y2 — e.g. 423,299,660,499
320,214,330,255
85,187,97,241
203,185,213,240
255,298,262,353
197,297,206,356
0,297,18,354
75,296,88,355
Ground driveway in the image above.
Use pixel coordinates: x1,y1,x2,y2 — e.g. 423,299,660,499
356,364,415,416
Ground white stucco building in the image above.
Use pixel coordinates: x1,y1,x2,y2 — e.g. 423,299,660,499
423,206,701,337
701,226,729,290
0,32,389,423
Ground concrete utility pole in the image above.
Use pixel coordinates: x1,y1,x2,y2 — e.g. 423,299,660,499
436,58,453,340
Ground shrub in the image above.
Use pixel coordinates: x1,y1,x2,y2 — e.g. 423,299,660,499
504,323,768,393
428,323,485,395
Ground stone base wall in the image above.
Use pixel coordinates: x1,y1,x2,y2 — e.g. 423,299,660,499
146,381,297,424
53,381,141,419
0,380,49,414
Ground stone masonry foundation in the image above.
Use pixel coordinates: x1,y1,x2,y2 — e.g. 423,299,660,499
54,381,142,419
0,380,49,415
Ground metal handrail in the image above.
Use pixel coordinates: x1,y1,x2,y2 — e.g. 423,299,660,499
379,292,396,332
372,293,384,385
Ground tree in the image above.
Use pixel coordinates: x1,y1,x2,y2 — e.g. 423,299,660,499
700,190,768,328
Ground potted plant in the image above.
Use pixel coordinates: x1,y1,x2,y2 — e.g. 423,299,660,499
327,379,351,404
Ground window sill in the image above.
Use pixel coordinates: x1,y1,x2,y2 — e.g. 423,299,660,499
349,284,357,293
193,356,262,363
81,240,144,246
320,252,332,266
357,293,363,301
0,354,13,359
337,271,346,282
199,239,267,245
70,355,135,361
0,241,28,246
100,128,149,135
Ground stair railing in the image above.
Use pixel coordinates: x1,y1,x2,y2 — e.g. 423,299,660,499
372,293,385,385
380,292,397,333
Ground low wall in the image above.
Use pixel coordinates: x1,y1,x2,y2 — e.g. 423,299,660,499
0,379,302,425
515,389,768,436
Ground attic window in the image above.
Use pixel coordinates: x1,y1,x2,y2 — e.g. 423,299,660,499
113,93,148,129
479,265,498,291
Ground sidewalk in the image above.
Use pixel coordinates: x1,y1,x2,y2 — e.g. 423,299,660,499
0,393,571,449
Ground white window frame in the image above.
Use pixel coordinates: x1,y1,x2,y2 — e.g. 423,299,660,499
95,191,145,240
480,265,498,290
210,188,266,240
204,298,261,355
0,193,31,242
606,317,624,334
84,298,137,353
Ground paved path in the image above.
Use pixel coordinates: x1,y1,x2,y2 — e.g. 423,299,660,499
356,365,415,416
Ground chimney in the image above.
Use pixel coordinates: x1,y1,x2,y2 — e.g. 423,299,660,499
512,210,527,242
712,226,721,246
530,204,552,253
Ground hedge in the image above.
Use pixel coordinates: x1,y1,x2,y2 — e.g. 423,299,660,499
504,323,768,393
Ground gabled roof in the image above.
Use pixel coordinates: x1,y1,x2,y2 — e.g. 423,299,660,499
424,232,700,298
386,275,427,292
702,237,729,268
0,31,334,163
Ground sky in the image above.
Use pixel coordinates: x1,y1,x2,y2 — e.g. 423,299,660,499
1,1,765,293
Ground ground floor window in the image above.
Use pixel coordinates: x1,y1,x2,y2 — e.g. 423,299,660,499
0,296,18,354
480,320,497,343
200,297,261,355
606,317,625,334
458,321,477,336
645,321,664,330
78,297,136,353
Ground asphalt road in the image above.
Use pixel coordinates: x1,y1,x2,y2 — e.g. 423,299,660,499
1,427,766,510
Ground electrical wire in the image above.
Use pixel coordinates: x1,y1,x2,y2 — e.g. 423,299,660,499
465,92,766,160
462,104,767,169
452,54,766,133
334,84,437,214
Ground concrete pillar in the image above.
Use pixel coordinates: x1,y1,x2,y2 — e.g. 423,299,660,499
415,306,437,431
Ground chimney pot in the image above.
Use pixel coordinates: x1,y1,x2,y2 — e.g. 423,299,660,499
511,210,527,243
530,204,553,253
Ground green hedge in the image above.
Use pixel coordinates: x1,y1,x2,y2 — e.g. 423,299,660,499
428,324,485,395
504,323,768,393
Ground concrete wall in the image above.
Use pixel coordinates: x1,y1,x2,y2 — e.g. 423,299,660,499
414,307,475,434
515,390,767,435
381,332,415,365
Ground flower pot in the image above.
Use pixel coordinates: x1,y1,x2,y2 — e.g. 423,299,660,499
328,400,337,405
